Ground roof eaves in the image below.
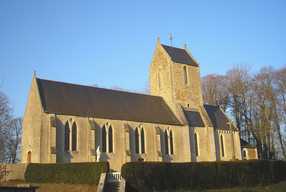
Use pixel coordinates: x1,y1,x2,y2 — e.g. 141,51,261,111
43,110,183,126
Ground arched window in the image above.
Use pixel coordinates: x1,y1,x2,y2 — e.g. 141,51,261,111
141,128,145,154
65,122,70,151
72,122,77,151
27,151,32,163
102,125,106,153
243,150,247,160
170,130,174,155
108,126,113,153
135,127,145,154
183,66,188,84
194,133,198,156
158,68,162,89
165,130,169,154
165,129,174,155
221,135,225,157
135,128,139,153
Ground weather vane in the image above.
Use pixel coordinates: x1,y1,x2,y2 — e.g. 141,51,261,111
169,33,173,46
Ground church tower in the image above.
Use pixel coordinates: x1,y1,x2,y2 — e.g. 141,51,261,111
149,37,204,125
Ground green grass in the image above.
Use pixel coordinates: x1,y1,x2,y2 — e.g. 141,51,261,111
158,180,286,192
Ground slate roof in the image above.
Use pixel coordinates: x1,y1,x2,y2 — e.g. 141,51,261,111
240,139,257,148
183,109,205,127
36,78,182,125
203,104,237,131
161,44,199,67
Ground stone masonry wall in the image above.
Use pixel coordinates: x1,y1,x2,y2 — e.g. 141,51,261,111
172,62,203,110
21,75,43,163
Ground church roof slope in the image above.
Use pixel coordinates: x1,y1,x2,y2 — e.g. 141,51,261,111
161,44,198,66
183,109,205,127
240,139,257,148
204,104,237,131
36,78,182,125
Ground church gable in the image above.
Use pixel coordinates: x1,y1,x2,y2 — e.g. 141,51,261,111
36,78,182,126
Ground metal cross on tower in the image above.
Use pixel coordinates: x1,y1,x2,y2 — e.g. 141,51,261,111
169,33,173,46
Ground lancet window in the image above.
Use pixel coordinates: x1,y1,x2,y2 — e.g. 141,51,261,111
221,135,225,157
183,66,188,84
65,121,77,151
165,129,174,155
102,124,113,153
194,132,199,156
135,126,145,154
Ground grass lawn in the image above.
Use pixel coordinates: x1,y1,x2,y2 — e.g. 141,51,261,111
160,180,286,192
0,180,98,192
1,180,286,192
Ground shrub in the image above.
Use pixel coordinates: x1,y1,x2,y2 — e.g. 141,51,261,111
121,160,286,191
25,162,109,185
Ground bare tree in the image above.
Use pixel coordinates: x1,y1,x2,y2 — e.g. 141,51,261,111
201,63,286,160
201,74,229,111
5,117,22,163
0,91,14,163
142,79,150,95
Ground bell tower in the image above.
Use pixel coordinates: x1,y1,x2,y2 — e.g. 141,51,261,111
149,38,204,124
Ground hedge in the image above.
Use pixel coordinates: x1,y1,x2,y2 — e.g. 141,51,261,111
25,162,109,185
121,160,286,191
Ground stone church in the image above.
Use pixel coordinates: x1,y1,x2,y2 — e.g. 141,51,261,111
21,38,257,171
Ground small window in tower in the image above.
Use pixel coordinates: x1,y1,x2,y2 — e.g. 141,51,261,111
183,66,188,84
158,68,162,89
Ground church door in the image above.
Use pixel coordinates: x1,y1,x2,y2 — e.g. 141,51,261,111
28,151,31,163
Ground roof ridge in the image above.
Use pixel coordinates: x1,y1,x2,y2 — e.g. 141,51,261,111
161,44,185,50
36,78,158,98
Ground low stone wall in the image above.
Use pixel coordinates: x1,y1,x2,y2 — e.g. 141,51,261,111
0,163,28,181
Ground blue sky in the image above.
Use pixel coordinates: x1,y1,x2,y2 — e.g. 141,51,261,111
1,0,285,117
